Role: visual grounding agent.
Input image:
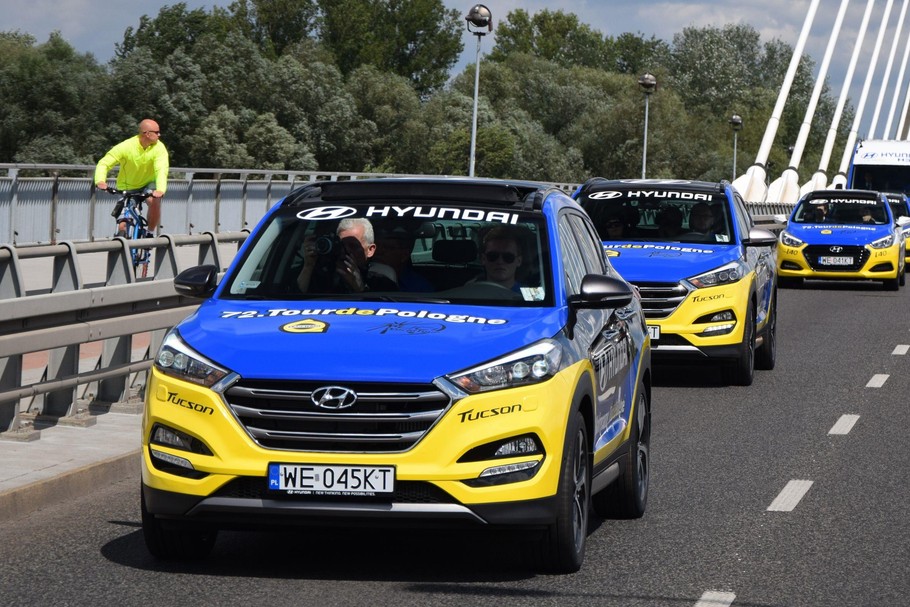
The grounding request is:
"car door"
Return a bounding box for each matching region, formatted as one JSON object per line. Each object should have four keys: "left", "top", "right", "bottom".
{"left": 559, "top": 210, "right": 636, "bottom": 456}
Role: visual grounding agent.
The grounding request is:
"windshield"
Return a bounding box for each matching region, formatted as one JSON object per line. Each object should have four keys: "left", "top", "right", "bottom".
{"left": 793, "top": 196, "right": 889, "bottom": 225}
{"left": 580, "top": 190, "right": 734, "bottom": 244}
{"left": 221, "top": 202, "right": 553, "bottom": 306}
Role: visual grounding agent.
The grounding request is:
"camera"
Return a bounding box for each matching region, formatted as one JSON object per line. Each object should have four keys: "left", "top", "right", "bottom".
{"left": 314, "top": 233, "right": 342, "bottom": 257}
{"left": 313, "top": 233, "right": 345, "bottom": 274}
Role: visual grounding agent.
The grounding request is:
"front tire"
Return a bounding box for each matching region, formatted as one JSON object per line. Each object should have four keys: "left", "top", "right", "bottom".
{"left": 725, "top": 303, "right": 755, "bottom": 386}
{"left": 535, "top": 410, "right": 590, "bottom": 574}
{"left": 755, "top": 292, "right": 777, "bottom": 370}
{"left": 593, "top": 385, "right": 650, "bottom": 519}
{"left": 141, "top": 489, "right": 217, "bottom": 560}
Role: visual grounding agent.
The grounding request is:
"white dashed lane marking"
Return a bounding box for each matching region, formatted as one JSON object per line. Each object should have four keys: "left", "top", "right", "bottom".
{"left": 767, "top": 480, "right": 813, "bottom": 512}
{"left": 694, "top": 591, "right": 736, "bottom": 607}
{"left": 828, "top": 414, "right": 860, "bottom": 435}
{"left": 866, "top": 374, "right": 889, "bottom": 388}
{"left": 892, "top": 345, "right": 909, "bottom": 355}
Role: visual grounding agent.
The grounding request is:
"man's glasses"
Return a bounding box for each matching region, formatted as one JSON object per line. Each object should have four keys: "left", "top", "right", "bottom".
{"left": 605, "top": 220, "right": 623, "bottom": 227}
{"left": 143, "top": 130, "right": 161, "bottom": 135}
{"left": 484, "top": 251, "right": 517, "bottom": 263}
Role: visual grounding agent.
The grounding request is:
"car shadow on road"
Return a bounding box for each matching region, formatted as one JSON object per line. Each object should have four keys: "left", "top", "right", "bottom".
{"left": 781, "top": 279, "right": 895, "bottom": 293}
{"left": 651, "top": 362, "right": 732, "bottom": 388}
{"left": 102, "top": 524, "right": 540, "bottom": 582}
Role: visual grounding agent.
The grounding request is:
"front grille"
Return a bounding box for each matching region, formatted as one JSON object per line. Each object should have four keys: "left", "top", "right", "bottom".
{"left": 212, "top": 476, "right": 459, "bottom": 504}
{"left": 632, "top": 281, "right": 690, "bottom": 319}
{"left": 223, "top": 380, "right": 451, "bottom": 453}
{"left": 803, "top": 245, "right": 869, "bottom": 271}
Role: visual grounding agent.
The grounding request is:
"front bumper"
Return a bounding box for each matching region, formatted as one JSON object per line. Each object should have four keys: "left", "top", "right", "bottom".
{"left": 642, "top": 277, "right": 753, "bottom": 360}
{"left": 141, "top": 363, "right": 592, "bottom": 527}
{"left": 777, "top": 242, "right": 902, "bottom": 280}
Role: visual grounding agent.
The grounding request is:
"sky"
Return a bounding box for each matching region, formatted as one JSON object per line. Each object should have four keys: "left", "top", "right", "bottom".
{"left": 6, "top": 0, "right": 910, "bottom": 152}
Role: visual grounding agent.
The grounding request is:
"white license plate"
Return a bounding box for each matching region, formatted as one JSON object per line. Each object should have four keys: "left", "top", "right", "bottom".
{"left": 268, "top": 464, "right": 395, "bottom": 496}
{"left": 819, "top": 256, "right": 853, "bottom": 265}
{"left": 647, "top": 325, "right": 660, "bottom": 340}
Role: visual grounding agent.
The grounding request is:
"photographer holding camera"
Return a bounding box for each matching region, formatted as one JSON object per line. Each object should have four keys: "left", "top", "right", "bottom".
{"left": 296, "top": 217, "right": 398, "bottom": 294}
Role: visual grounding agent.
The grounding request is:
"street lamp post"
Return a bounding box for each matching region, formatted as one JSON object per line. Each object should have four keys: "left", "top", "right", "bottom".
{"left": 638, "top": 73, "right": 657, "bottom": 179}
{"left": 466, "top": 4, "right": 492, "bottom": 178}
{"left": 729, "top": 114, "right": 743, "bottom": 181}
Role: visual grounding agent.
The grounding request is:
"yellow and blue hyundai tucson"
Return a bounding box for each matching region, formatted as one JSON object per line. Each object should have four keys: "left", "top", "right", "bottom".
{"left": 574, "top": 178, "right": 778, "bottom": 386}
{"left": 141, "top": 178, "right": 651, "bottom": 573}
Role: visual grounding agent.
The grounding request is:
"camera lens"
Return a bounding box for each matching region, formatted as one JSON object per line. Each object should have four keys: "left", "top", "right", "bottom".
{"left": 314, "top": 234, "right": 336, "bottom": 256}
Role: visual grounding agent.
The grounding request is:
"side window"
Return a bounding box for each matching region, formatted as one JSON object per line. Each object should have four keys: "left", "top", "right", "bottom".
{"left": 558, "top": 215, "right": 585, "bottom": 295}
{"left": 568, "top": 213, "right": 607, "bottom": 275}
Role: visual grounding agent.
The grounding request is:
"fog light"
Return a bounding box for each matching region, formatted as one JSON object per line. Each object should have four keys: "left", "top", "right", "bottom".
{"left": 494, "top": 436, "right": 539, "bottom": 457}
{"left": 709, "top": 310, "right": 734, "bottom": 322}
{"left": 150, "top": 448, "right": 195, "bottom": 470}
{"left": 150, "top": 423, "right": 213, "bottom": 455}
{"left": 479, "top": 460, "right": 539, "bottom": 478}
{"left": 700, "top": 323, "right": 735, "bottom": 336}
{"left": 462, "top": 459, "right": 541, "bottom": 486}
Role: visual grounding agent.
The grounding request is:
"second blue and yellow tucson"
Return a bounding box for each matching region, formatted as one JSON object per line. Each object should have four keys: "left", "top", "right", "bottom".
{"left": 140, "top": 178, "right": 652, "bottom": 574}
{"left": 574, "top": 178, "right": 778, "bottom": 386}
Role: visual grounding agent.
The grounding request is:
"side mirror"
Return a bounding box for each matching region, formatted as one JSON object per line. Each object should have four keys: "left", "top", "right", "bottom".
{"left": 569, "top": 274, "right": 634, "bottom": 309}
{"left": 896, "top": 216, "right": 910, "bottom": 227}
{"left": 744, "top": 227, "right": 779, "bottom": 247}
{"left": 773, "top": 214, "right": 788, "bottom": 224}
{"left": 174, "top": 264, "right": 219, "bottom": 299}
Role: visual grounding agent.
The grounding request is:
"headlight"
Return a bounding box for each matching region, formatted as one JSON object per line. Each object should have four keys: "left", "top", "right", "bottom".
{"left": 447, "top": 339, "right": 563, "bottom": 393}
{"left": 779, "top": 231, "right": 804, "bottom": 247}
{"left": 155, "top": 330, "right": 230, "bottom": 387}
{"left": 686, "top": 259, "right": 748, "bottom": 289}
{"left": 870, "top": 233, "right": 895, "bottom": 249}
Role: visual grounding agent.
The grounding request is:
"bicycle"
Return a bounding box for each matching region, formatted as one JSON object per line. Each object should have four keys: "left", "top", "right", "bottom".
{"left": 104, "top": 186, "right": 153, "bottom": 278}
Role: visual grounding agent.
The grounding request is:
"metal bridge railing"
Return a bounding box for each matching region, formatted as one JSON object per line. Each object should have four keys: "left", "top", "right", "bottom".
{"left": 1, "top": 163, "right": 784, "bottom": 246}
{"left": 0, "top": 231, "right": 248, "bottom": 441}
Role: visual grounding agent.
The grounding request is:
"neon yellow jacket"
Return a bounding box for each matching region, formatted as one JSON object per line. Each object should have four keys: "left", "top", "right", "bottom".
{"left": 94, "top": 136, "right": 169, "bottom": 193}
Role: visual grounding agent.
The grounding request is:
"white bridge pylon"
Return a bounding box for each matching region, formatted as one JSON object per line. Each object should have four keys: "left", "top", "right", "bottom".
{"left": 732, "top": 0, "right": 820, "bottom": 204}
{"left": 735, "top": 0, "right": 910, "bottom": 203}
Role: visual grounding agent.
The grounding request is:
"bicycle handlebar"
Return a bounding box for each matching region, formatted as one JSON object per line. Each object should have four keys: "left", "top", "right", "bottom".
{"left": 103, "top": 186, "right": 154, "bottom": 197}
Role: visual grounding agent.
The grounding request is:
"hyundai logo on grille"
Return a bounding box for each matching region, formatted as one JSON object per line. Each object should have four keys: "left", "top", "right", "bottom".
{"left": 311, "top": 386, "right": 358, "bottom": 409}
{"left": 829, "top": 246, "right": 844, "bottom": 253}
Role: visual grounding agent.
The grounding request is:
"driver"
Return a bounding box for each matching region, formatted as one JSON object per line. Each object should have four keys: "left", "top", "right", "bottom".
{"left": 471, "top": 226, "right": 524, "bottom": 293}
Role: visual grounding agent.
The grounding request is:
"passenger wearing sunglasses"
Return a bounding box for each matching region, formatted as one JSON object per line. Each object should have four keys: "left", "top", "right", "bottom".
{"left": 472, "top": 226, "right": 525, "bottom": 293}
{"left": 95, "top": 118, "right": 169, "bottom": 233}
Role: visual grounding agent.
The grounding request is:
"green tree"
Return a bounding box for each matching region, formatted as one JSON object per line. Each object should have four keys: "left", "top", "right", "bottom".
{"left": 226, "top": 0, "right": 318, "bottom": 57}
{"left": 344, "top": 65, "right": 422, "bottom": 172}
{"left": 116, "top": 3, "right": 219, "bottom": 62}
{"left": 244, "top": 112, "right": 316, "bottom": 170}
{"left": 606, "top": 32, "right": 670, "bottom": 75}
{"left": 490, "top": 9, "right": 609, "bottom": 69}
{"left": 0, "top": 32, "right": 106, "bottom": 163}
{"left": 318, "top": 0, "right": 463, "bottom": 94}
{"left": 185, "top": 105, "right": 255, "bottom": 168}
{"left": 668, "top": 24, "right": 763, "bottom": 114}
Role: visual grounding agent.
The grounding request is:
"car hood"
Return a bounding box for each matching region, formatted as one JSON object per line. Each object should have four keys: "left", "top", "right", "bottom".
{"left": 785, "top": 222, "right": 894, "bottom": 245}
{"left": 602, "top": 241, "right": 743, "bottom": 283}
{"left": 175, "top": 299, "right": 567, "bottom": 383}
